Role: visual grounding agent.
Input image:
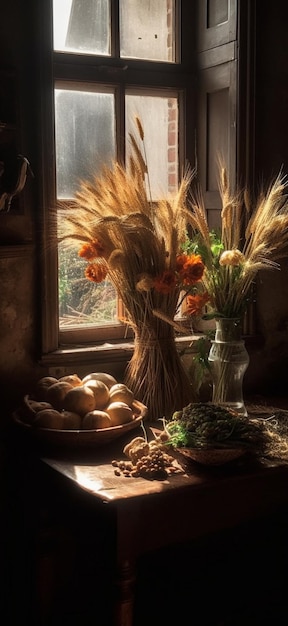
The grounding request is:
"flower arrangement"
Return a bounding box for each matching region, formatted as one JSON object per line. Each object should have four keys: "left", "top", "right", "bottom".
{"left": 58, "top": 114, "right": 288, "bottom": 419}
{"left": 58, "top": 118, "right": 204, "bottom": 420}
{"left": 181, "top": 167, "right": 288, "bottom": 415}
{"left": 182, "top": 166, "right": 288, "bottom": 323}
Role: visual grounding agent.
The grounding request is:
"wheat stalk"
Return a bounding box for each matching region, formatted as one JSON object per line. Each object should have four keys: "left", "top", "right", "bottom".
{"left": 185, "top": 167, "right": 288, "bottom": 319}
{"left": 58, "top": 118, "right": 197, "bottom": 418}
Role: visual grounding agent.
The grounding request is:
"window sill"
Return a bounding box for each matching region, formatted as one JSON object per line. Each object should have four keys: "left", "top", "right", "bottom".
{"left": 39, "top": 334, "right": 204, "bottom": 369}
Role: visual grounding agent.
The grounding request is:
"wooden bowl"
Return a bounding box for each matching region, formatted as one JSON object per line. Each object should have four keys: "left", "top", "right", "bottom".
{"left": 12, "top": 398, "right": 148, "bottom": 449}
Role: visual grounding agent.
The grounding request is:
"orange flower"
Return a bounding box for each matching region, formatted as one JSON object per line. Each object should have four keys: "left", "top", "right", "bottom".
{"left": 153, "top": 270, "right": 177, "bottom": 294}
{"left": 176, "top": 254, "right": 189, "bottom": 272}
{"left": 178, "top": 254, "right": 205, "bottom": 285}
{"left": 186, "top": 292, "right": 210, "bottom": 316}
{"left": 79, "top": 239, "right": 104, "bottom": 260}
{"left": 84, "top": 263, "right": 107, "bottom": 283}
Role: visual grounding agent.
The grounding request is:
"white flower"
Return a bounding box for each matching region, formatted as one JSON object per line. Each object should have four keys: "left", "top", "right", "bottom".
{"left": 219, "top": 249, "right": 245, "bottom": 266}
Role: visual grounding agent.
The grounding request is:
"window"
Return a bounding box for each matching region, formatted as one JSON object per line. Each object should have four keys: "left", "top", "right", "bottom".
{"left": 39, "top": 0, "right": 239, "bottom": 359}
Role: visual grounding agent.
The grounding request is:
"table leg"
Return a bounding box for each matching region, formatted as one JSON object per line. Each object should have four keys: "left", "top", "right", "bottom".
{"left": 114, "top": 559, "right": 136, "bottom": 626}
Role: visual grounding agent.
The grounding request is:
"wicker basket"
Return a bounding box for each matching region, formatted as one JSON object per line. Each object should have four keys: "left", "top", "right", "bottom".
{"left": 176, "top": 446, "right": 245, "bottom": 466}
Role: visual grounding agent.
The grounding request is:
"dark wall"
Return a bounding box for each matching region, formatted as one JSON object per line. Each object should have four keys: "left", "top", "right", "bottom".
{"left": 0, "top": 1, "right": 43, "bottom": 417}
{"left": 254, "top": 0, "right": 288, "bottom": 178}
{"left": 249, "top": 0, "right": 288, "bottom": 395}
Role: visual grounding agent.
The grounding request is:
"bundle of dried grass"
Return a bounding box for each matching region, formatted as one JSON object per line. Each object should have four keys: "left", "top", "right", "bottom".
{"left": 58, "top": 118, "right": 204, "bottom": 420}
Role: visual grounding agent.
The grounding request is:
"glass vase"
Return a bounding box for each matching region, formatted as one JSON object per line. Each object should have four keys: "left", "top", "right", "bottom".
{"left": 208, "top": 318, "right": 249, "bottom": 417}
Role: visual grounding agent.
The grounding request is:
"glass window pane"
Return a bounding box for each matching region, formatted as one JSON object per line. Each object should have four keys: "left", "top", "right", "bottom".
{"left": 55, "top": 86, "right": 117, "bottom": 328}
{"left": 120, "top": 0, "right": 176, "bottom": 62}
{"left": 54, "top": 87, "right": 116, "bottom": 198}
{"left": 126, "top": 93, "right": 179, "bottom": 199}
{"left": 53, "top": 0, "right": 110, "bottom": 55}
{"left": 59, "top": 243, "right": 117, "bottom": 327}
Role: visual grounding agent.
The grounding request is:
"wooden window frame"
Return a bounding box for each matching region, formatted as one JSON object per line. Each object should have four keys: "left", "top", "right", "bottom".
{"left": 37, "top": 0, "right": 255, "bottom": 368}
{"left": 37, "top": 0, "right": 197, "bottom": 367}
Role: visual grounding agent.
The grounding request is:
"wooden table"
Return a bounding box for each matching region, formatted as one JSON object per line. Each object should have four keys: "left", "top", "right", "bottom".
{"left": 38, "top": 433, "right": 288, "bottom": 626}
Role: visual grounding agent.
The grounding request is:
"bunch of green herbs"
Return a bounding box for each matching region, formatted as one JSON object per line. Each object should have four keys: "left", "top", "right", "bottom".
{"left": 165, "top": 403, "right": 267, "bottom": 451}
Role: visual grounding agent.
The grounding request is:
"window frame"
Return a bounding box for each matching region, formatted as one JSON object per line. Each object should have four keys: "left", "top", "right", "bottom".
{"left": 38, "top": 0, "right": 197, "bottom": 362}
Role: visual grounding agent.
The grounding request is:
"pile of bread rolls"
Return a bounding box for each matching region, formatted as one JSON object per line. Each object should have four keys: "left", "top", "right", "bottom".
{"left": 23, "top": 372, "right": 138, "bottom": 430}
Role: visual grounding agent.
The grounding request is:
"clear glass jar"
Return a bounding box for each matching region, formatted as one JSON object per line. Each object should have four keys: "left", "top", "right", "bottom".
{"left": 208, "top": 318, "right": 249, "bottom": 417}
